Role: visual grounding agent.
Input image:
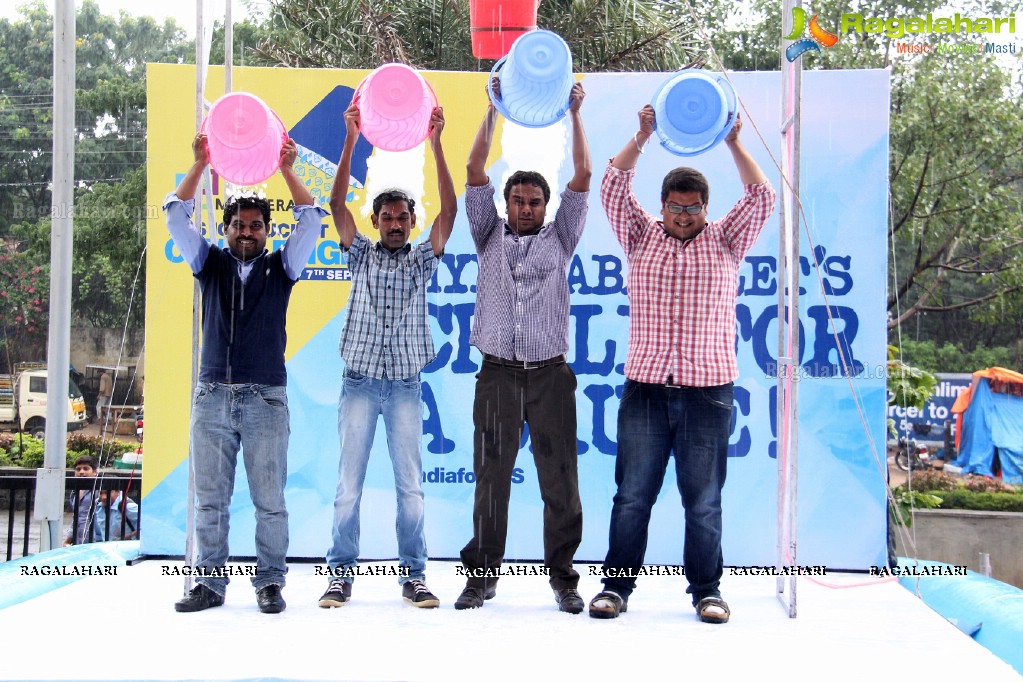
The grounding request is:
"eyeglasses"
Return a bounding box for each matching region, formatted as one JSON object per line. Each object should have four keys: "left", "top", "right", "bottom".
{"left": 665, "top": 203, "right": 704, "bottom": 215}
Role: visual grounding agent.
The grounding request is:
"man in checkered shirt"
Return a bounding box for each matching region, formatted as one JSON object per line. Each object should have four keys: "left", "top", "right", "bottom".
{"left": 319, "top": 100, "right": 456, "bottom": 610}
{"left": 588, "top": 106, "right": 776, "bottom": 624}
{"left": 454, "top": 79, "right": 591, "bottom": 614}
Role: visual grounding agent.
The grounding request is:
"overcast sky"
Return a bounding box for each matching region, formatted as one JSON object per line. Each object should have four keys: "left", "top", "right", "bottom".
{"left": 1, "top": 0, "right": 268, "bottom": 37}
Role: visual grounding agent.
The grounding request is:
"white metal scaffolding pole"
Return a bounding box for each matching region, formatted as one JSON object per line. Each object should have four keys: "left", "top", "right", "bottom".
{"left": 184, "top": 0, "right": 209, "bottom": 593}
{"left": 776, "top": 0, "right": 803, "bottom": 617}
{"left": 183, "top": 0, "right": 223, "bottom": 595}
{"left": 35, "top": 0, "right": 75, "bottom": 552}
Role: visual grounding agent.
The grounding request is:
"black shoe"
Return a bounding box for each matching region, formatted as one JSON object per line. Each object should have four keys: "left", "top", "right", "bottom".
{"left": 554, "top": 587, "right": 584, "bottom": 614}
{"left": 588, "top": 591, "right": 627, "bottom": 619}
{"left": 454, "top": 584, "right": 496, "bottom": 610}
{"left": 402, "top": 579, "right": 440, "bottom": 608}
{"left": 256, "top": 584, "right": 286, "bottom": 614}
{"left": 174, "top": 584, "right": 224, "bottom": 613}
{"left": 318, "top": 578, "right": 352, "bottom": 608}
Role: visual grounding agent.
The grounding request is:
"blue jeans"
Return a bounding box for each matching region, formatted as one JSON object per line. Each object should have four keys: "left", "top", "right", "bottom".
{"left": 326, "top": 369, "right": 427, "bottom": 584}
{"left": 190, "top": 382, "right": 290, "bottom": 596}
{"left": 601, "top": 380, "right": 733, "bottom": 605}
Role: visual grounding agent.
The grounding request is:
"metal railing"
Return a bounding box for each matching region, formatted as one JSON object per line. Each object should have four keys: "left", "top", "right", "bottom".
{"left": 2, "top": 471, "right": 142, "bottom": 562}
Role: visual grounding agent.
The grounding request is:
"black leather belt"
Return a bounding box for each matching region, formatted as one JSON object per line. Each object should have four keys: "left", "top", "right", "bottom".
{"left": 483, "top": 353, "right": 566, "bottom": 370}
{"left": 665, "top": 374, "right": 684, "bottom": 389}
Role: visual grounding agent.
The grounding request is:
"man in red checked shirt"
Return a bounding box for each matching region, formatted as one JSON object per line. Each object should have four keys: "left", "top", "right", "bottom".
{"left": 588, "top": 106, "right": 776, "bottom": 624}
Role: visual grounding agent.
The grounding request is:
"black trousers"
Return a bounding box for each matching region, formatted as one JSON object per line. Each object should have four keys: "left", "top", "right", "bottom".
{"left": 459, "top": 359, "right": 583, "bottom": 590}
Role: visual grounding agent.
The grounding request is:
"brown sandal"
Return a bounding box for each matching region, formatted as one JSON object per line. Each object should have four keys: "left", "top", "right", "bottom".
{"left": 588, "top": 591, "right": 627, "bottom": 619}
{"left": 696, "top": 596, "right": 730, "bottom": 624}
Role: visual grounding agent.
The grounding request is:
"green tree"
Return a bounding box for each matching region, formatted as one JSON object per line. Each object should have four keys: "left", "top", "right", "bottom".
{"left": 210, "top": 16, "right": 274, "bottom": 67}
{"left": 71, "top": 166, "right": 148, "bottom": 328}
{"left": 0, "top": 248, "right": 49, "bottom": 370}
{"left": 696, "top": 0, "right": 1023, "bottom": 360}
{"left": 0, "top": 0, "right": 191, "bottom": 230}
{"left": 3, "top": 164, "right": 147, "bottom": 351}
{"left": 253, "top": 0, "right": 702, "bottom": 71}
{"left": 0, "top": 2, "right": 192, "bottom": 368}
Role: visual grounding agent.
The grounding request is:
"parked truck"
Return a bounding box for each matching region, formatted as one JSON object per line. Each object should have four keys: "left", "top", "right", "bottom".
{"left": 0, "top": 363, "right": 87, "bottom": 438}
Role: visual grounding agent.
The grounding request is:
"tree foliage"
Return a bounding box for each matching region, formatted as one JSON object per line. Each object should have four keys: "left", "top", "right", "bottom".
{"left": 70, "top": 166, "right": 148, "bottom": 328}
{"left": 896, "top": 338, "right": 1019, "bottom": 373}
{"left": 887, "top": 345, "right": 937, "bottom": 411}
{"left": 253, "top": 0, "right": 702, "bottom": 71}
{"left": 0, "top": 247, "right": 49, "bottom": 370}
{"left": 701, "top": 0, "right": 1023, "bottom": 364}
{"left": 0, "top": 2, "right": 191, "bottom": 369}
{"left": 0, "top": 0, "right": 191, "bottom": 229}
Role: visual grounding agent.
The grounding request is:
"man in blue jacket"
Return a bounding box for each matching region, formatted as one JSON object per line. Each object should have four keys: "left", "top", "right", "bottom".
{"left": 163, "top": 134, "right": 327, "bottom": 614}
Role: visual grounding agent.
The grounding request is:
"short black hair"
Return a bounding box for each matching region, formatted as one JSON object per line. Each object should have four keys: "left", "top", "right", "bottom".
{"left": 223, "top": 196, "right": 272, "bottom": 227}
{"left": 661, "top": 167, "right": 710, "bottom": 205}
{"left": 503, "top": 171, "right": 550, "bottom": 204}
{"left": 73, "top": 455, "right": 97, "bottom": 470}
{"left": 372, "top": 189, "right": 416, "bottom": 216}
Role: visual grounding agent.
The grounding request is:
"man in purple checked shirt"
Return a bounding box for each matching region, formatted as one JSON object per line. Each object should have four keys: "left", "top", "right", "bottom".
{"left": 455, "top": 79, "right": 592, "bottom": 614}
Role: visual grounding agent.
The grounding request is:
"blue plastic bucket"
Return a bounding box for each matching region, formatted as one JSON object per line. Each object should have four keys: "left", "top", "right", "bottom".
{"left": 652, "top": 70, "right": 737, "bottom": 157}
{"left": 488, "top": 29, "right": 573, "bottom": 128}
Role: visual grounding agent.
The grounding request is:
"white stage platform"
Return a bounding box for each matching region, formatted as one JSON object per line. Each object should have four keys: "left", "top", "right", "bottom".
{"left": 1, "top": 559, "right": 1020, "bottom": 681}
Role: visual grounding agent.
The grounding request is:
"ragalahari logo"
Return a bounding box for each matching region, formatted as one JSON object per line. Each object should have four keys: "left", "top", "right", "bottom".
{"left": 784, "top": 7, "right": 840, "bottom": 61}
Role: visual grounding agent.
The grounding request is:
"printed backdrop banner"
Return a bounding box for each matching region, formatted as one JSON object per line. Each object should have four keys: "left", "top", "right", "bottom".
{"left": 144, "top": 65, "right": 890, "bottom": 569}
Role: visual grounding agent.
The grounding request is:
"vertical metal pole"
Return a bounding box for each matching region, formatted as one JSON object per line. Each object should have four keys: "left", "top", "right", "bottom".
{"left": 184, "top": 0, "right": 207, "bottom": 593}
{"left": 34, "top": 0, "right": 75, "bottom": 552}
{"left": 777, "top": 0, "right": 802, "bottom": 618}
{"left": 225, "top": 0, "right": 233, "bottom": 92}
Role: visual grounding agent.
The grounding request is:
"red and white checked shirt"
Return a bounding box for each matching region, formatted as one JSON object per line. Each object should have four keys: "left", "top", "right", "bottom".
{"left": 601, "top": 162, "right": 776, "bottom": 386}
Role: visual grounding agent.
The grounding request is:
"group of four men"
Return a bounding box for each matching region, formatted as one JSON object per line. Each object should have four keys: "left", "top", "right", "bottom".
{"left": 164, "top": 80, "right": 775, "bottom": 622}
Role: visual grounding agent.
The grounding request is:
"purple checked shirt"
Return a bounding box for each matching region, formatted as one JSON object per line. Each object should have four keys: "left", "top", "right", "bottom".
{"left": 466, "top": 181, "right": 589, "bottom": 362}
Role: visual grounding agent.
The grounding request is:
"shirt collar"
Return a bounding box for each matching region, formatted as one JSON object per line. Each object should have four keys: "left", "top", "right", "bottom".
{"left": 374, "top": 241, "right": 413, "bottom": 256}
{"left": 504, "top": 222, "right": 545, "bottom": 238}
{"left": 226, "top": 248, "right": 268, "bottom": 266}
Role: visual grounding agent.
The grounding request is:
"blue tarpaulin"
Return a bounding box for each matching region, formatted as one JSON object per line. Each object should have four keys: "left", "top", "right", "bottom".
{"left": 954, "top": 378, "right": 1023, "bottom": 483}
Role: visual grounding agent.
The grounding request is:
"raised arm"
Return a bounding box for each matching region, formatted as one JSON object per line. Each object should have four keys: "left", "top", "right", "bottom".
{"left": 165, "top": 134, "right": 212, "bottom": 272}
{"left": 174, "top": 133, "right": 210, "bottom": 200}
{"left": 329, "top": 101, "right": 361, "bottom": 249}
{"left": 611, "top": 105, "right": 656, "bottom": 172}
{"left": 566, "top": 82, "right": 591, "bottom": 193}
{"left": 466, "top": 77, "right": 500, "bottom": 187}
{"left": 428, "top": 107, "right": 457, "bottom": 256}
{"left": 279, "top": 138, "right": 315, "bottom": 206}
{"left": 723, "top": 114, "right": 768, "bottom": 185}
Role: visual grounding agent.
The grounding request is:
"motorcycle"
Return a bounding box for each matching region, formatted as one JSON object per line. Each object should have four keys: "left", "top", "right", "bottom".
{"left": 895, "top": 436, "right": 930, "bottom": 471}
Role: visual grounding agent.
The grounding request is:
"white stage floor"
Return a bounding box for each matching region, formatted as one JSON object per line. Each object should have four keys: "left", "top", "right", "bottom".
{"left": 1, "top": 559, "right": 1020, "bottom": 681}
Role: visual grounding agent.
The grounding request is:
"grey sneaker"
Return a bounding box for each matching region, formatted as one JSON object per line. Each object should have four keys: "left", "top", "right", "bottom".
{"left": 318, "top": 578, "right": 352, "bottom": 608}
{"left": 402, "top": 579, "right": 440, "bottom": 608}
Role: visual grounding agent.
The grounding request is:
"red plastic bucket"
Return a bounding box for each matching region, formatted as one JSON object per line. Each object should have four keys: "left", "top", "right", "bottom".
{"left": 470, "top": 0, "right": 539, "bottom": 60}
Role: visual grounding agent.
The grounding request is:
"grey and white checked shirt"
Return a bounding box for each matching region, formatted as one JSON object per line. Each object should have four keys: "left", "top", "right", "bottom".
{"left": 466, "top": 182, "right": 589, "bottom": 362}
{"left": 337, "top": 232, "right": 441, "bottom": 379}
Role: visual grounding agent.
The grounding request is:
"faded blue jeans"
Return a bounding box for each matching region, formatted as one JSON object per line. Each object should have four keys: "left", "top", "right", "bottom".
{"left": 190, "top": 382, "right": 291, "bottom": 596}
{"left": 601, "top": 380, "right": 733, "bottom": 605}
{"left": 326, "top": 369, "right": 427, "bottom": 584}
